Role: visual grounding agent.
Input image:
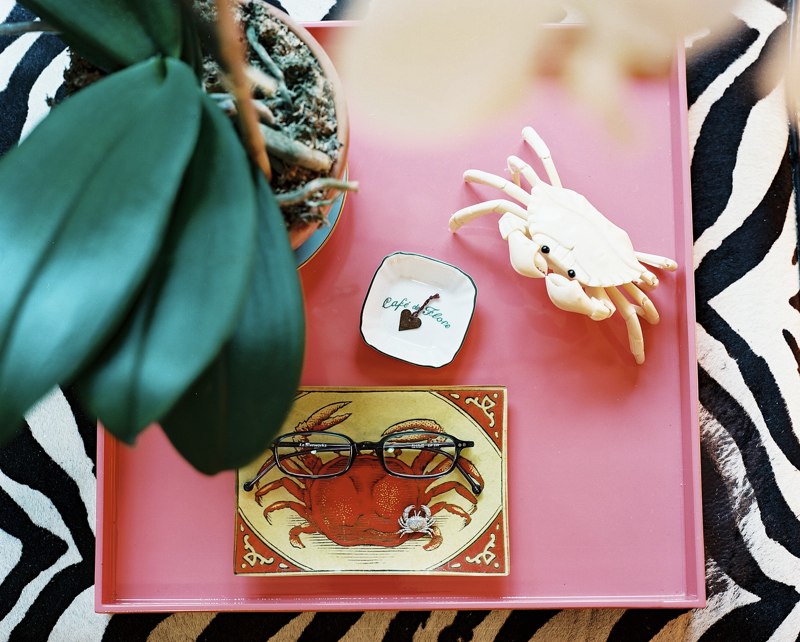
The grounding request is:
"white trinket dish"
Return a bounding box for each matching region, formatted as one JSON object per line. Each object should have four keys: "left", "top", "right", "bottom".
{"left": 360, "top": 252, "right": 477, "bottom": 367}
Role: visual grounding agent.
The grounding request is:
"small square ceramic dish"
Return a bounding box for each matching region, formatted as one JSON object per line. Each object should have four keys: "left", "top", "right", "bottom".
{"left": 360, "top": 252, "right": 477, "bottom": 367}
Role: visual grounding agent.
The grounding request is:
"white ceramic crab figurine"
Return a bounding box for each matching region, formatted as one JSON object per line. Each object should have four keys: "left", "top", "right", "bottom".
{"left": 448, "top": 127, "right": 677, "bottom": 364}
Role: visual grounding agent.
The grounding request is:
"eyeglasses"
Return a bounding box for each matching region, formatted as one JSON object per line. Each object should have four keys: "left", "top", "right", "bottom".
{"left": 243, "top": 429, "right": 482, "bottom": 495}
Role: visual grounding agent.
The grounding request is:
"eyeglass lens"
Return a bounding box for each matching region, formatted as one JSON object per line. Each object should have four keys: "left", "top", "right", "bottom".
{"left": 274, "top": 432, "right": 352, "bottom": 477}
{"left": 382, "top": 432, "right": 457, "bottom": 476}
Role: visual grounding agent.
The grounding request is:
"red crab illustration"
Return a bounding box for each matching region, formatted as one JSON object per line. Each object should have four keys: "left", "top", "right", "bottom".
{"left": 248, "top": 402, "right": 484, "bottom": 550}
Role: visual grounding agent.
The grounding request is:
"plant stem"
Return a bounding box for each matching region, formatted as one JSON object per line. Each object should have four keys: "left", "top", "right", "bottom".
{"left": 275, "top": 178, "right": 359, "bottom": 207}
{"left": 214, "top": 0, "right": 272, "bottom": 180}
{"left": 0, "top": 20, "right": 56, "bottom": 37}
{"left": 259, "top": 124, "right": 333, "bottom": 172}
{"left": 211, "top": 93, "right": 276, "bottom": 124}
{"left": 244, "top": 65, "right": 278, "bottom": 96}
{"left": 245, "top": 24, "right": 290, "bottom": 100}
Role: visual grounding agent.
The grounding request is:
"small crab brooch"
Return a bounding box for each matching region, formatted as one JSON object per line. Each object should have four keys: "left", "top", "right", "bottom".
{"left": 448, "top": 126, "right": 678, "bottom": 364}
{"left": 397, "top": 504, "right": 436, "bottom": 538}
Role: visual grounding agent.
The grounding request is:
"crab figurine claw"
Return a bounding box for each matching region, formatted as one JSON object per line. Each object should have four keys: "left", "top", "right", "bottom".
{"left": 449, "top": 126, "right": 677, "bottom": 364}
{"left": 499, "top": 213, "right": 548, "bottom": 278}
{"left": 544, "top": 273, "right": 615, "bottom": 321}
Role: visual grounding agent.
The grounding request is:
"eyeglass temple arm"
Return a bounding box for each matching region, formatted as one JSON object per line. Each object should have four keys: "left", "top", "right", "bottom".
{"left": 433, "top": 440, "right": 482, "bottom": 496}
{"left": 455, "top": 459, "right": 483, "bottom": 495}
{"left": 243, "top": 457, "right": 277, "bottom": 491}
{"left": 422, "top": 442, "right": 482, "bottom": 496}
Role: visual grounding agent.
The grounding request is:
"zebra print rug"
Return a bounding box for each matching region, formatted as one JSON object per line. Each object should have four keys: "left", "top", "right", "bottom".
{"left": 1, "top": 0, "right": 798, "bottom": 639}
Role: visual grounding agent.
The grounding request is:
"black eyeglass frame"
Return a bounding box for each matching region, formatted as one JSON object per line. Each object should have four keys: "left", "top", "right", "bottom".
{"left": 243, "top": 429, "right": 482, "bottom": 495}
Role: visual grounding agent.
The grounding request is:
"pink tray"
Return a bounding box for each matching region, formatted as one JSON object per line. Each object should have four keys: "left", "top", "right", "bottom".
{"left": 96, "top": 24, "right": 702, "bottom": 612}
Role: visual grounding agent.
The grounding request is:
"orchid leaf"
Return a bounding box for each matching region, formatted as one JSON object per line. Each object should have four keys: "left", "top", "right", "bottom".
{"left": 122, "top": 0, "right": 182, "bottom": 60}
{"left": 19, "top": 0, "right": 181, "bottom": 70}
{"left": 179, "top": 2, "right": 205, "bottom": 77}
{"left": 0, "top": 57, "right": 201, "bottom": 444}
{"left": 77, "top": 94, "right": 257, "bottom": 443}
{"left": 161, "top": 173, "right": 305, "bottom": 474}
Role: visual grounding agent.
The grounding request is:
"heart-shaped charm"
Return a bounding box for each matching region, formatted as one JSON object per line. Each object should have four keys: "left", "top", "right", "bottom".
{"left": 398, "top": 308, "right": 422, "bottom": 331}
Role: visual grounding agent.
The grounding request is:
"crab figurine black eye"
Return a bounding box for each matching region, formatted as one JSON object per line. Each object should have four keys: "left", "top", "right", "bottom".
{"left": 541, "top": 245, "right": 550, "bottom": 254}
{"left": 567, "top": 269, "right": 576, "bottom": 278}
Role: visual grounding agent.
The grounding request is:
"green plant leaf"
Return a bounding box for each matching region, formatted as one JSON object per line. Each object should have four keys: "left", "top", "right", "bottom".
{"left": 122, "top": 0, "right": 182, "bottom": 59}
{"left": 19, "top": 0, "right": 181, "bottom": 70}
{"left": 161, "top": 173, "right": 305, "bottom": 474}
{"left": 76, "top": 94, "right": 258, "bottom": 443}
{"left": 0, "top": 57, "right": 202, "bottom": 444}
{"left": 179, "top": 2, "right": 205, "bottom": 78}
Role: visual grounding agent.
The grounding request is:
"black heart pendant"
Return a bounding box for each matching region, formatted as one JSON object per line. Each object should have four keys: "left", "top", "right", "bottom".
{"left": 398, "top": 308, "right": 422, "bottom": 331}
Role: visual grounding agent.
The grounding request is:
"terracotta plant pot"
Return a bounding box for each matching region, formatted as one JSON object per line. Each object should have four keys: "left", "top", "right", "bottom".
{"left": 255, "top": 3, "right": 350, "bottom": 251}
